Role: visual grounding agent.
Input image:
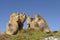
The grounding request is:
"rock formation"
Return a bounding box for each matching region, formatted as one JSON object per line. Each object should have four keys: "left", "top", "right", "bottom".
{"left": 26, "top": 16, "right": 33, "bottom": 29}
{"left": 6, "top": 13, "right": 18, "bottom": 35}
{"left": 6, "top": 12, "right": 50, "bottom": 35}
{"left": 26, "top": 14, "right": 50, "bottom": 33}
{"left": 26, "top": 16, "right": 39, "bottom": 30}
{"left": 6, "top": 13, "right": 26, "bottom": 35}
{"left": 18, "top": 13, "right": 26, "bottom": 30}
{"left": 34, "top": 14, "right": 50, "bottom": 33}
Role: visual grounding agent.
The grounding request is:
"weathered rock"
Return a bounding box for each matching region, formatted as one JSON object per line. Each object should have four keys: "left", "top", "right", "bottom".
{"left": 6, "top": 13, "right": 18, "bottom": 35}
{"left": 34, "top": 14, "right": 50, "bottom": 33}
{"left": 18, "top": 13, "right": 26, "bottom": 30}
{"left": 27, "top": 16, "right": 40, "bottom": 30}
{"left": 26, "top": 16, "right": 33, "bottom": 29}
{"left": 6, "top": 13, "right": 51, "bottom": 35}
{"left": 6, "top": 13, "right": 26, "bottom": 35}
{"left": 26, "top": 14, "right": 50, "bottom": 33}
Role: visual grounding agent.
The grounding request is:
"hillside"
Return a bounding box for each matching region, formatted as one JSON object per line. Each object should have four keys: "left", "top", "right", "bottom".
{"left": 0, "top": 13, "right": 60, "bottom": 40}
{"left": 0, "top": 29, "right": 60, "bottom": 40}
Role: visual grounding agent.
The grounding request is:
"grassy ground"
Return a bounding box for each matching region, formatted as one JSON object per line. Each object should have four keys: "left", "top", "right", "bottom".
{"left": 0, "top": 29, "right": 60, "bottom": 40}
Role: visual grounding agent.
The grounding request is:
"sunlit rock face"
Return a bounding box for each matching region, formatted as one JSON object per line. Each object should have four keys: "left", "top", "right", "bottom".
{"left": 6, "top": 13, "right": 51, "bottom": 35}
{"left": 34, "top": 14, "right": 50, "bottom": 33}
{"left": 26, "top": 16, "right": 34, "bottom": 29}
{"left": 43, "top": 36, "right": 60, "bottom": 40}
{"left": 26, "top": 14, "right": 50, "bottom": 33}
{"left": 6, "top": 13, "right": 18, "bottom": 35}
{"left": 26, "top": 16, "right": 40, "bottom": 30}
{"left": 6, "top": 13, "right": 26, "bottom": 35}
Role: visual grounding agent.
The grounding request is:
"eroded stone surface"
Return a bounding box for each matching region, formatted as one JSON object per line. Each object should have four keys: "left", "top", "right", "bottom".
{"left": 6, "top": 13, "right": 26, "bottom": 35}
{"left": 26, "top": 14, "right": 50, "bottom": 33}
{"left": 6, "top": 13, "right": 50, "bottom": 35}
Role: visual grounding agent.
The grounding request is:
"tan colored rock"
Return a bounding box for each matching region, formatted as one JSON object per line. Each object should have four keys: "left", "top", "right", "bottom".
{"left": 34, "top": 14, "right": 50, "bottom": 33}
{"left": 26, "top": 16, "right": 40, "bottom": 30}
{"left": 26, "top": 16, "right": 33, "bottom": 29}
{"left": 6, "top": 13, "right": 18, "bottom": 35}
{"left": 6, "top": 13, "right": 26, "bottom": 35}
{"left": 18, "top": 13, "right": 26, "bottom": 23}
{"left": 27, "top": 14, "right": 50, "bottom": 33}
{"left": 6, "top": 12, "right": 51, "bottom": 35}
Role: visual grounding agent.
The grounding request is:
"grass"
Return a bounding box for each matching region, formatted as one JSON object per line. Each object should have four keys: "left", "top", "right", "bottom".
{"left": 0, "top": 29, "right": 60, "bottom": 40}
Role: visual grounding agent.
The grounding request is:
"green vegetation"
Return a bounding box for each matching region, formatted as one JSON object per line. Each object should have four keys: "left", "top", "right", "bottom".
{"left": 0, "top": 29, "right": 60, "bottom": 40}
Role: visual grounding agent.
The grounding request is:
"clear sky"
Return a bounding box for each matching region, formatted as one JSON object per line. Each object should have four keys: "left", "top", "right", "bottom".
{"left": 0, "top": 0, "right": 60, "bottom": 32}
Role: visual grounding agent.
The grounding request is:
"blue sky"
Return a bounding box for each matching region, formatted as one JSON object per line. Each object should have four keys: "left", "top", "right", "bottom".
{"left": 0, "top": 0, "right": 60, "bottom": 32}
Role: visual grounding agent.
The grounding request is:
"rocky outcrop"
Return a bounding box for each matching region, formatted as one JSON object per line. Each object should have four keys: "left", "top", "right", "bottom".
{"left": 6, "top": 13, "right": 18, "bottom": 35}
{"left": 6, "top": 13, "right": 26, "bottom": 35}
{"left": 6, "top": 13, "right": 50, "bottom": 35}
{"left": 34, "top": 14, "right": 50, "bottom": 33}
{"left": 26, "top": 14, "right": 50, "bottom": 33}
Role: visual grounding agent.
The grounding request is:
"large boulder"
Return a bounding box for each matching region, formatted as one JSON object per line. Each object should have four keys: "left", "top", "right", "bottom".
{"left": 26, "top": 16, "right": 34, "bottom": 29}
{"left": 26, "top": 16, "right": 40, "bottom": 30}
{"left": 26, "top": 14, "right": 50, "bottom": 33}
{"left": 34, "top": 14, "right": 50, "bottom": 33}
{"left": 6, "top": 13, "right": 18, "bottom": 35}
{"left": 6, "top": 13, "right": 26, "bottom": 35}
